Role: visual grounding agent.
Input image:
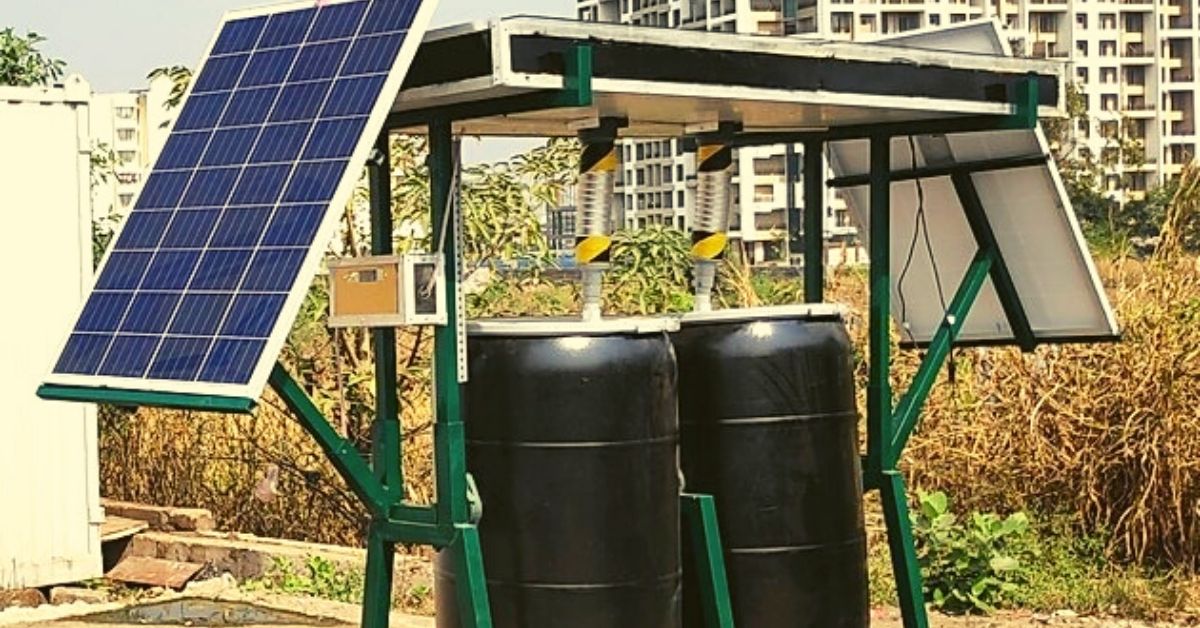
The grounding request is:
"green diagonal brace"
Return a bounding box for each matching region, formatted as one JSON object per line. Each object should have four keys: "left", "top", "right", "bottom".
{"left": 889, "top": 248, "right": 995, "bottom": 462}
{"left": 952, "top": 173, "right": 1037, "bottom": 352}
{"left": 682, "top": 494, "right": 736, "bottom": 628}
{"left": 268, "top": 363, "right": 391, "bottom": 519}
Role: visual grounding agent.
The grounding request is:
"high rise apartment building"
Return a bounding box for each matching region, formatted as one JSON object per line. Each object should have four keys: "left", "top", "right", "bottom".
{"left": 579, "top": 0, "right": 1200, "bottom": 259}
{"left": 90, "top": 75, "right": 174, "bottom": 218}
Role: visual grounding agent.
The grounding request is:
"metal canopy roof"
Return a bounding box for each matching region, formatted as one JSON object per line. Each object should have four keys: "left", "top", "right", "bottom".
{"left": 388, "top": 17, "right": 1067, "bottom": 137}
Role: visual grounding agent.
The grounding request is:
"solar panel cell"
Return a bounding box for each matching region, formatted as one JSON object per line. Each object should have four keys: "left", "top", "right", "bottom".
{"left": 163, "top": 210, "right": 221, "bottom": 248}
{"left": 55, "top": 334, "right": 112, "bottom": 375}
{"left": 262, "top": 204, "right": 325, "bottom": 246}
{"left": 212, "top": 16, "right": 267, "bottom": 55}
{"left": 230, "top": 165, "right": 291, "bottom": 204}
{"left": 171, "top": 293, "right": 234, "bottom": 336}
{"left": 96, "top": 253, "right": 152, "bottom": 290}
{"left": 122, "top": 293, "right": 183, "bottom": 334}
{"left": 159, "top": 132, "right": 212, "bottom": 169}
{"left": 222, "top": 294, "right": 287, "bottom": 337}
{"left": 291, "top": 41, "right": 352, "bottom": 81}
{"left": 141, "top": 251, "right": 202, "bottom": 290}
{"left": 260, "top": 8, "right": 317, "bottom": 48}
{"left": 191, "top": 250, "right": 254, "bottom": 291}
{"left": 116, "top": 212, "right": 172, "bottom": 249}
{"left": 242, "top": 249, "right": 307, "bottom": 291}
{"left": 309, "top": 2, "right": 368, "bottom": 42}
{"left": 271, "top": 82, "right": 331, "bottom": 122}
{"left": 176, "top": 93, "right": 232, "bottom": 131}
{"left": 211, "top": 207, "right": 273, "bottom": 247}
{"left": 284, "top": 162, "right": 345, "bottom": 202}
{"left": 221, "top": 87, "right": 279, "bottom": 127}
{"left": 304, "top": 117, "right": 367, "bottom": 159}
{"left": 323, "top": 76, "right": 386, "bottom": 116}
{"left": 199, "top": 339, "right": 266, "bottom": 384}
{"left": 77, "top": 293, "right": 134, "bottom": 333}
{"left": 251, "top": 122, "right": 309, "bottom": 163}
{"left": 362, "top": 0, "right": 417, "bottom": 34}
{"left": 99, "top": 335, "right": 160, "bottom": 378}
{"left": 242, "top": 47, "right": 300, "bottom": 87}
{"left": 343, "top": 34, "right": 404, "bottom": 75}
{"left": 202, "top": 127, "right": 260, "bottom": 166}
{"left": 50, "top": 0, "right": 433, "bottom": 395}
{"left": 147, "top": 337, "right": 212, "bottom": 381}
{"left": 193, "top": 54, "right": 250, "bottom": 93}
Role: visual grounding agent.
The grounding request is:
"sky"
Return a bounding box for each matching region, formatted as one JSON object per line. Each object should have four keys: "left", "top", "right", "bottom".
{"left": 3, "top": 0, "right": 573, "bottom": 161}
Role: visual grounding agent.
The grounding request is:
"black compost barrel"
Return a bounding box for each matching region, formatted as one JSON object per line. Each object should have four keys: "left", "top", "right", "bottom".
{"left": 436, "top": 318, "right": 682, "bottom": 628}
{"left": 674, "top": 306, "right": 868, "bottom": 628}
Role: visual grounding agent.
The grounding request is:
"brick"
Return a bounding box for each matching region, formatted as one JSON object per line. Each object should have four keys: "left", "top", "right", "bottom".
{"left": 168, "top": 508, "right": 215, "bottom": 532}
{"left": 49, "top": 586, "right": 108, "bottom": 605}
{"left": 0, "top": 588, "right": 46, "bottom": 610}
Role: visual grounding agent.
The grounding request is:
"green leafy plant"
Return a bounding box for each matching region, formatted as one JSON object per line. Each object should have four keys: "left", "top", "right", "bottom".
{"left": 0, "top": 28, "right": 64, "bottom": 86}
{"left": 251, "top": 556, "right": 365, "bottom": 604}
{"left": 911, "top": 491, "right": 1034, "bottom": 614}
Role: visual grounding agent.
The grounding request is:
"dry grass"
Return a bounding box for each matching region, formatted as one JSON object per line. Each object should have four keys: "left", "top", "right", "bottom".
{"left": 101, "top": 255, "right": 1200, "bottom": 573}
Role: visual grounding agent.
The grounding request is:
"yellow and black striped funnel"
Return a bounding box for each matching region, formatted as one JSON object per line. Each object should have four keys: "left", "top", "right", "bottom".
{"left": 575, "top": 140, "right": 617, "bottom": 266}
{"left": 691, "top": 140, "right": 733, "bottom": 261}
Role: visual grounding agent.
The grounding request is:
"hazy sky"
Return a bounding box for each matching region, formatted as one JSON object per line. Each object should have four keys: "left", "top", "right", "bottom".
{"left": 3, "top": 0, "right": 573, "bottom": 161}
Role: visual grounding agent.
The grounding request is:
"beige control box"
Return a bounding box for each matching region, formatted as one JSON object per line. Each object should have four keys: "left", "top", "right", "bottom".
{"left": 327, "top": 255, "right": 447, "bottom": 328}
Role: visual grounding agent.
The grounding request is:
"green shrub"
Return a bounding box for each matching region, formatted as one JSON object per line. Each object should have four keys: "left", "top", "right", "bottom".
{"left": 911, "top": 491, "right": 1034, "bottom": 614}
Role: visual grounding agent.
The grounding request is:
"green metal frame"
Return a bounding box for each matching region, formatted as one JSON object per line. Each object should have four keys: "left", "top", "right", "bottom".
{"left": 790, "top": 76, "right": 1042, "bottom": 628}
{"left": 38, "top": 384, "right": 256, "bottom": 413}
{"left": 682, "top": 494, "right": 736, "bottom": 628}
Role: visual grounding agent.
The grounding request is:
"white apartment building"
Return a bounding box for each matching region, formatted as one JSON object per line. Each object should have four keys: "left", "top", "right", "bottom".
{"left": 90, "top": 75, "right": 174, "bottom": 218}
{"left": 578, "top": 0, "right": 862, "bottom": 265}
{"left": 579, "top": 0, "right": 1200, "bottom": 259}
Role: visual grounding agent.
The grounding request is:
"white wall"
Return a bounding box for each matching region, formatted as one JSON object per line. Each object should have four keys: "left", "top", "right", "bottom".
{"left": 0, "top": 76, "right": 103, "bottom": 589}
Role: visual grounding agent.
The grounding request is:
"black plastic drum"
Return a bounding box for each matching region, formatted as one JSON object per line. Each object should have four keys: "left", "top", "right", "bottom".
{"left": 436, "top": 318, "right": 682, "bottom": 628}
{"left": 674, "top": 306, "right": 868, "bottom": 628}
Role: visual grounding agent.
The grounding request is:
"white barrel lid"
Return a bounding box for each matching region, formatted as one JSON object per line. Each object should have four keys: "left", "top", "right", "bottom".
{"left": 468, "top": 316, "right": 681, "bottom": 337}
{"left": 679, "top": 303, "right": 847, "bottom": 326}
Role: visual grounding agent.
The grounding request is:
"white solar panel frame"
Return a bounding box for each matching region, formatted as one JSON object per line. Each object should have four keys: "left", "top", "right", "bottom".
{"left": 43, "top": 0, "right": 441, "bottom": 399}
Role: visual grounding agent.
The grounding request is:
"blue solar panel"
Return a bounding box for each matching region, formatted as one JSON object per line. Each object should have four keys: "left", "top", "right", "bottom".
{"left": 49, "top": 0, "right": 431, "bottom": 395}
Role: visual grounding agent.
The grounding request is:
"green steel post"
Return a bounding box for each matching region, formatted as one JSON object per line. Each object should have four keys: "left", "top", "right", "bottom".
{"left": 369, "top": 131, "right": 404, "bottom": 500}
{"left": 452, "top": 524, "right": 494, "bottom": 628}
{"left": 881, "top": 471, "right": 929, "bottom": 628}
{"left": 362, "top": 523, "right": 396, "bottom": 628}
{"left": 866, "top": 135, "right": 892, "bottom": 482}
{"left": 681, "top": 494, "right": 736, "bottom": 628}
{"left": 888, "top": 248, "right": 995, "bottom": 464}
{"left": 268, "top": 364, "right": 390, "bottom": 518}
{"left": 428, "top": 117, "right": 471, "bottom": 527}
{"left": 803, "top": 139, "right": 825, "bottom": 303}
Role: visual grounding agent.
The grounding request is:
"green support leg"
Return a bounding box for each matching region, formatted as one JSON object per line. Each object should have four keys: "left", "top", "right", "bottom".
{"left": 682, "top": 494, "right": 735, "bottom": 628}
{"left": 369, "top": 131, "right": 404, "bottom": 500}
{"left": 452, "top": 524, "right": 493, "bottom": 628}
{"left": 881, "top": 472, "right": 928, "bottom": 628}
{"left": 803, "top": 139, "right": 825, "bottom": 304}
{"left": 866, "top": 134, "right": 892, "bottom": 482}
{"left": 362, "top": 523, "right": 397, "bottom": 628}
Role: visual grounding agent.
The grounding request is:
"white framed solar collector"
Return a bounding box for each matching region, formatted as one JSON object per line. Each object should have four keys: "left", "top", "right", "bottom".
{"left": 42, "top": 0, "right": 439, "bottom": 404}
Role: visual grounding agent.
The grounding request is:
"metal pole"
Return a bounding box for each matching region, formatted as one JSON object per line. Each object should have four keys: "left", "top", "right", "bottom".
{"left": 785, "top": 144, "right": 801, "bottom": 260}
{"left": 866, "top": 135, "right": 891, "bottom": 480}
{"left": 368, "top": 132, "right": 403, "bottom": 500}
{"left": 803, "top": 139, "right": 825, "bottom": 303}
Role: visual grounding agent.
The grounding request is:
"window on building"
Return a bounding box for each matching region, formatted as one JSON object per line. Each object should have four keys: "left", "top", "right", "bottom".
{"left": 636, "top": 144, "right": 645, "bottom": 160}
{"left": 119, "top": 194, "right": 134, "bottom": 207}
{"left": 929, "top": 14, "right": 941, "bottom": 25}
{"left": 1101, "top": 94, "right": 1118, "bottom": 111}
{"left": 1100, "top": 40, "right": 1116, "bottom": 56}
{"left": 1076, "top": 41, "right": 1089, "bottom": 55}
{"left": 1100, "top": 13, "right": 1116, "bottom": 29}
{"left": 117, "top": 150, "right": 137, "bottom": 163}
{"left": 754, "top": 185, "right": 774, "bottom": 203}
{"left": 1077, "top": 67, "right": 1089, "bottom": 82}
{"left": 1076, "top": 13, "right": 1087, "bottom": 28}
{"left": 117, "top": 128, "right": 136, "bottom": 142}
{"left": 831, "top": 12, "right": 852, "bottom": 34}
{"left": 678, "top": 190, "right": 686, "bottom": 207}
{"left": 860, "top": 15, "right": 876, "bottom": 32}
{"left": 115, "top": 107, "right": 135, "bottom": 119}
{"left": 637, "top": 169, "right": 646, "bottom": 185}
{"left": 1101, "top": 67, "right": 1117, "bottom": 83}
{"left": 950, "top": 13, "right": 966, "bottom": 23}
